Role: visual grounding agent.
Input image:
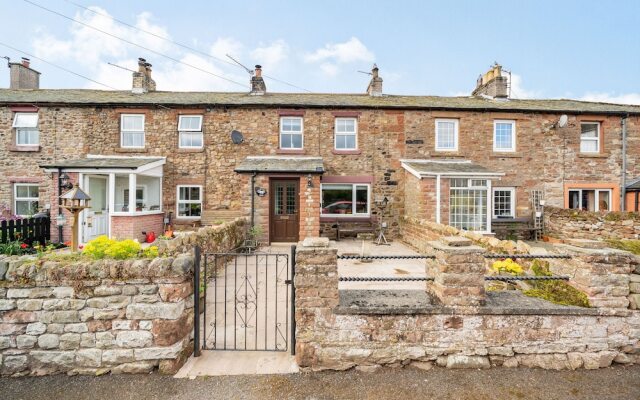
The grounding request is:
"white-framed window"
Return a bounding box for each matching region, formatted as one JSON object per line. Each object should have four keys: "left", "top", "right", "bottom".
{"left": 321, "top": 183, "right": 370, "bottom": 217}
{"left": 13, "top": 112, "right": 39, "bottom": 145}
{"left": 449, "top": 178, "right": 489, "bottom": 232}
{"left": 14, "top": 183, "right": 39, "bottom": 216}
{"left": 493, "top": 120, "right": 516, "bottom": 152}
{"left": 178, "top": 115, "right": 203, "bottom": 148}
{"left": 334, "top": 118, "right": 357, "bottom": 150}
{"left": 177, "top": 185, "right": 202, "bottom": 218}
{"left": 435, "top": 119, "right": 458, "bottom": 151}
{"left": 280, "top": 117, "right": 303, "bottom": 149}
{"left": 124, "top": 186, "right": 147, "bottom": 211}
{"left": 493, "top": 187, "right": 516, "bottom": 218}
{"left": 580, "top": 122, "right": 600, "bottom": 153}
{"left": 121, "top": 114, "right": 145, "bottom": 148}
{"left": 568, "top": 188, "right": 611, "bottom": 212}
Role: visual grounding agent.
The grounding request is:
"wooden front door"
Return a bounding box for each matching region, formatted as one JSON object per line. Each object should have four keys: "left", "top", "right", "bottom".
{"left": 270, "top": 179, "right": 299, "bottom": 242}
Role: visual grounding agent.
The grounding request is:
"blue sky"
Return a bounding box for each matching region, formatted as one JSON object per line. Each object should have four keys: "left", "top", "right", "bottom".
{"left": 0, "top": 0, "right": 639, "bottom": 103}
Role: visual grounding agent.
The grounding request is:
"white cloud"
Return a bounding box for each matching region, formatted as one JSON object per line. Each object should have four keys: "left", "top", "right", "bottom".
{"left": 508, "top": 73, "right": 541, "bottom": 99}
{"left": 579, "top": 92, "right": 640, "bottom": 105}
{"left": 304, "top": 37, "right": 374, "bottom": 64}
{"left": 210, "top": 37, "right": 243, "bottom": 61}
{"left": 250, "top": 40, "right": 289, "bottom": 68}
{"left": 319, "top": 63, "right": 339, "bottom": 77}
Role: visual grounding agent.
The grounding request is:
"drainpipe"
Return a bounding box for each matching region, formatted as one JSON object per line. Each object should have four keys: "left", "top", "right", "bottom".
{"left": 621, "top": 115, "right": 628, "bottom": 211}
{"left": 57, "top": 167, "right": 64, "bottom": 243}
{"left": 250, "top": 172, "right": 256, "bottom": 228}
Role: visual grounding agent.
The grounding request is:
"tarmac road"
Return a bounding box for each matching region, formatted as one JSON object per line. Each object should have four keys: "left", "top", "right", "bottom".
{"left": 1, "top": 365, "right": 639, "bottom": 400}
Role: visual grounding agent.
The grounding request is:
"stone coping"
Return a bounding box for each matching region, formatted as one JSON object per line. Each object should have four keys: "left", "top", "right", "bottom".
{"left": 335, "top": 290, "right": 600, "bottom": 316}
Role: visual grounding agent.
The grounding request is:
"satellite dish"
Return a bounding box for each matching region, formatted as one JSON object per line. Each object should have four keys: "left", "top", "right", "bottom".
{"left": 231, "top": 130, "right": 244, "bottom": 144}
{"left": 558, "top": 115, "right": 568, "bottom": 128}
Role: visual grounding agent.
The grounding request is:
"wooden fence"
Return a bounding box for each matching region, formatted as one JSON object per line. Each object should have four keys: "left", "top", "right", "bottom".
{"left": 0, "top": 216, "right": 50, "bottom": 245}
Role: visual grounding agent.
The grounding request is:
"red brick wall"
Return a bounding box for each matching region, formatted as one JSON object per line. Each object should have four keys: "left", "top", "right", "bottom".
{"left": 110, "top": 213, "right": 164, "bottom": 242}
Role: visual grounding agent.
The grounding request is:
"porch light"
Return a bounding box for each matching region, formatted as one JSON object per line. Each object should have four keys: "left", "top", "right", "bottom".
{"left": 59, "top": 172, "right": 73, "bottom": 191}
{"left": 56, "top": 213, "right": 66, "bottom": 227}
{"left": 60, "top": 184, "right": 91, "bottom": 252}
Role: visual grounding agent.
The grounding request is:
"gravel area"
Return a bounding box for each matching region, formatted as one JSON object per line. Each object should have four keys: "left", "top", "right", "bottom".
{"left": 1, "top": 365, "right": 640, "bottom": 400}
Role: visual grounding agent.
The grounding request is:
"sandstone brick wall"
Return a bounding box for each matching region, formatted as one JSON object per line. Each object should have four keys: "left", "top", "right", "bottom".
{"left": 155, "top": 217, "right": 247, "bottom": 256}
{"left": 110, "top": 213, "right": 164, "bottom": 242}
{"left": 1, "top": 105, "right": 637, "bottom": 243}
{"left": 0, "top": 254, "right": 195, "bottom": 376}
{"left": 544, "top": 206, "right": 640, "bottom": 241}
{"left": 294, "top": 242, "right": 640, "bottom": 371}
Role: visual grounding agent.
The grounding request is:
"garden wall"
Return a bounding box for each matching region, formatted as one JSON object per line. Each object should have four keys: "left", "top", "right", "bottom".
{"left": 294, "top": 239, "right": 640, "bottom": 371}
{"left": 544, "top": 206, "right": 640, "bottom": 241}
{"left": 0, "top": 254, "right": 195, "bottom": 376}
{"left": 155, "top": 217, "right": 247, "bottom": 256}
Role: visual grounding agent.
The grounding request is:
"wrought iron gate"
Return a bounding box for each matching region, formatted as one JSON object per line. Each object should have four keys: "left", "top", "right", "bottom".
{"left": 193, "top": 246, "right": 295, "bottom": 355}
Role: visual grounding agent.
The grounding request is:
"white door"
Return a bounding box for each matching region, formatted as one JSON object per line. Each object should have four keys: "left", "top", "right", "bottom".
{"left": 83, "top": 176, "right": 109, "bottom": 242}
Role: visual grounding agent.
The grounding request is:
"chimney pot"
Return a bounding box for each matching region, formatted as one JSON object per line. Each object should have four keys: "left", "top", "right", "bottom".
{"left": 132, "top": 57, "right": 156, "bottom": 94}
{"left": 366, "top": 64, "right": 383, "bottom": 96}
{"left": 472, "top": 63, "right": 508, "bottom": 99}
{"left": 8, "top": 58, "right": 40, "bottom": 89}
{"left": 250, "top": 65, "right": 266, "bottom": 95}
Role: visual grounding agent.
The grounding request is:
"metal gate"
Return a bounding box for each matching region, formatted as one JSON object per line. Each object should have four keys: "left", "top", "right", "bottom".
{"left": 193, "top": 246, "right": 295, "bottom": 355}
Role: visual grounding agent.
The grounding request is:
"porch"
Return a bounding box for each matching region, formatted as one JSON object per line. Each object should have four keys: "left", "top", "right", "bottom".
{"left": 41, "top": 156, "right": 166, "bottom": 243}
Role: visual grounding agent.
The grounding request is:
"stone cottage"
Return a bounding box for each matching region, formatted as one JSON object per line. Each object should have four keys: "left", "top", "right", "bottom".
{"left": 0, "top": 58, "right": 639, "bottom": 244}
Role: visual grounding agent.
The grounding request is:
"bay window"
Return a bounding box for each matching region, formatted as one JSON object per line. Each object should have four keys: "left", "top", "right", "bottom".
{"left": 449, "top": 178, "right": 489, "bottom": 231}
{"left": 321, "top": 183, "right": 370, "bottom": 216}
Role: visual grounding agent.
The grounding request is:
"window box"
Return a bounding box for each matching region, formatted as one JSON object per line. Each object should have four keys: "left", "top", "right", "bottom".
{"left": 493, "top": 120, "right": 516, "bottom": 152}
{"left": 121, "top": 114, "right": 145, "bottom": 148}
{"left": 280, "top": 117, "right": 303, "bottom": 150}
{"left": 435, "top": 119, "right": 458, "bottom": 152}
{"left": 321, "top": 183, "right": 370, "bottom": 217}
{"left": 178, "top": 115, "right": 203, "bottom": 149}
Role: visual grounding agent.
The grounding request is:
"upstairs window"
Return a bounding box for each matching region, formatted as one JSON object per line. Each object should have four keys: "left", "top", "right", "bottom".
{"left": 121, "top": 114, "right": 145, "bottom": 148}
{"left": 580, "top": 122, "right": 600, "bottom": 153}
{"left": 14, "top": 183, "right": 39, "bottom": 216}
{"left": 177, "top": 185, "right": 202, "bottom": 218}
{"left": 493, "top": 120, "right": 516, "bottom": 152}
{"left": 13, "top": 112, "right": 39, "bottom": 145}
{"left": 280, "top": 117, "right": 303, "bottom": 149}
{"left": 334, "top": 118, "right": 357, "bottom": 150}
{"left": 435, "top": 119, "right": 458, "bottom": 151}
{"left": 178, "top": 115, "right": 203, "bottom": 148}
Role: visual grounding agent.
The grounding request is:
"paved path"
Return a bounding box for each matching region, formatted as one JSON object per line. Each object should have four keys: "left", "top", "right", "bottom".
{"left": 2, "top": 365, "right": 640, "bottom": 400}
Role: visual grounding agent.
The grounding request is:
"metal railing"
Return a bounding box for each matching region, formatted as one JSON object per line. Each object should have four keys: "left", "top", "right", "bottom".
{"left": 339, "top": 275, "right": 570, "bottom": 282}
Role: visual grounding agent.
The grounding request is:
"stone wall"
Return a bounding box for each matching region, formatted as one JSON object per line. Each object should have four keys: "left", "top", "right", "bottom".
{"left": 155, "top": 217, "right": 247, "bottom": 256}
{"left": 544, "top": 206, "right": 640, "bottom": 241}
{"left": 0, "top": 253, "right": 195, "bottom": 376}
{"left": 294, "top": 240, "right": 640, "bottom": 371}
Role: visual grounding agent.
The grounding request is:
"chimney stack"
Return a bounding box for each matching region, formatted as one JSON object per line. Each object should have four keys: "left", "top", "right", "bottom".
{"left": 472, "top": 63, "right": 508, "bottom": 99}
{"left": 250, "top": 65, "right": 266, "bottom": 95}
{"left": 366, "top": 64, "right": 383, "bottom": 96}
{"left": 132, "top": 57, "right": 156, "bottom": 94}
{"left": 8, "top": 57, "right": 40, "bottom": 89}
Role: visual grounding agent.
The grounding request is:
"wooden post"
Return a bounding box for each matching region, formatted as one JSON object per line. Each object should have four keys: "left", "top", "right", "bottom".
{"left": 71, "top": 211, "right": 80, "bottom": 252}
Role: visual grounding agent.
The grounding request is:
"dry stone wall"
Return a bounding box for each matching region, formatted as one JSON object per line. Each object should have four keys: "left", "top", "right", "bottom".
{"left": 544, "top": 206, "right": 640, "bottom": 241}
{"left": 155, "top": 217, "right": 247, "bottom": 256}
{"left": 0, "top": 254, "right": 195, "bottom": 376}
{"left": 294, "top": 240, "right": 640, "bottom": 371}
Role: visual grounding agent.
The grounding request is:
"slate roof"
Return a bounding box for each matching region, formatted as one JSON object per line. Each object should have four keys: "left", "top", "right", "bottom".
{"left": 235, "top": 156, "right": 324, "bottom": 174}
{"left": 1, "top": 89, "right": 639, "bottom": 115}
{"left": 626, "top": 178, "right": 640, "bottom": 190}
{"left": 40, "top": 157, "right": 165, "bottom": 170}
{"left": 401, "top": 159, "right": 504, "bottom": 177}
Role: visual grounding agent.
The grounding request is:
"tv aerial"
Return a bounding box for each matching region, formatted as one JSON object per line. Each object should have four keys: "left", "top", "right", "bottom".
{"left": 231, "top": 130, "right": 244, "bottom": 144}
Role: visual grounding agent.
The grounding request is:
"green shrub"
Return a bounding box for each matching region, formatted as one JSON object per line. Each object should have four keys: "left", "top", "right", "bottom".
{"left": 82, "top": 235, "right": 115, "bottom": 259}
{"left": 104, "top": 239, "right": 141, "bottom": 260}
{"left": 523, "top": 260, "right": 590, "bottom": 308}
{"left": 606, "top": 239, "right": 640, "bottom": 255}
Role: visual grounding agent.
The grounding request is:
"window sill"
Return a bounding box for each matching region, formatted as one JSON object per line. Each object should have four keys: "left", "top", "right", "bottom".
{"left": 332, "top": 149, "right": 361, "bottom": 155}
{"left": 490, "top": 152, "right": 523, "bottom": 158}
{"left": 276, "top": 149, "right": 306, "bottom": 155}
{"left": 115, "top": 147, "right": 149, "bottom": 153}
{"left": 176, "top": 148, "right": 204, "bottom": 153}
{"left": 578, "top": 153, "right": 609, "bottom": 158}
{"left": 8, "top": 145, "right": 40, "bottom": 152}
{"left": 430, "top": 151, "right": 463, "bottom": 157}
{"left": 320, "top": 216, "right": 372, "bottom": 223}
{"left": 111, "top": 211, "right": 164, "bottom": 217}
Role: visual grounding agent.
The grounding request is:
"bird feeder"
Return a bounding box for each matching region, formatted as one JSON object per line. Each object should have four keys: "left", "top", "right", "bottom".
{"left": 60, "top": 184, "right": 91, "bottom": 252}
